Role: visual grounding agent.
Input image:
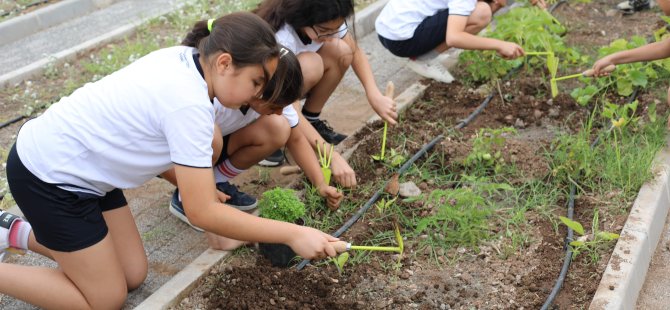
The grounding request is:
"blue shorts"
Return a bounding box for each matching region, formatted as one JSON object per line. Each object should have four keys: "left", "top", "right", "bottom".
{"left": 6, "top": 143, "right": 127, "bottom": 252}
{"left": 378, "top": 9, "right": 450, "bottom": 58}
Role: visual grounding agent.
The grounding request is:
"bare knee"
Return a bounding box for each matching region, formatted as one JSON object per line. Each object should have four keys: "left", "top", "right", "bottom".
{"left": 125, "top": 262, "right": 148, "bottom": 291}
{"left": 298, "top": 52, "right": 324, "bottom": 92}
{"left": 467, "top": 2, "right": 493, "bottom": 34}
{"left": 258, "top": 115, "right": 290, "bottom": 148}
{"left": 321, "top": 39, "right": 354, "bottom": 71}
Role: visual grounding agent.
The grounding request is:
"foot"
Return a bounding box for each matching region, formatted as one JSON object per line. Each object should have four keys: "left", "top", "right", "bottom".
{"left": 169, "top": 189, "right": 204, "bottom": 232}
{"left": 617, "top": 0, "right": 649, "bottom": 14}
{"left": 0, "top": 211, "right": 28, "bottom": 261}
{"left": 258, "top": 149, "right": 284, "bottom": 167}
{"left": 406, "top": 57, "right": 454, "bottom": 84}
{"left": 310, "top": 119, "right": 347, "bottom": 145}
{"left": 216, "top": 182, "right": 258, "bottom": 211}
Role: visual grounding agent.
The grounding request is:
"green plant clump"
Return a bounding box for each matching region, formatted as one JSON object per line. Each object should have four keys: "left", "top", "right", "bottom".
{"left": 258, "top": 188, "right": 305, "bottom": 223}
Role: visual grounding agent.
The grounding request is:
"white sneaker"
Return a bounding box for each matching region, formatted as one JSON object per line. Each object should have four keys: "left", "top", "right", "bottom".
{"left": 406, "top": 57, "right": 454, "bottom": 83}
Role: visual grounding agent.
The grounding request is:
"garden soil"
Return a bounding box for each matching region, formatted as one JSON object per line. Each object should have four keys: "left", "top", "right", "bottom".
{"left": 172, "top": 1, "right": 669, "bottom": 309}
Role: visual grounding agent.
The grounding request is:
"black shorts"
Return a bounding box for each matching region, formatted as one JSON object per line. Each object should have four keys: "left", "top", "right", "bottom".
{"left": 6, "top": 143, "right": 127, "bottom": 252}
{"left": 378, "top": 9, "right": 450, "bottom": 58}
{"left": 214, "top": 134, "right": 231, "bottom": 167}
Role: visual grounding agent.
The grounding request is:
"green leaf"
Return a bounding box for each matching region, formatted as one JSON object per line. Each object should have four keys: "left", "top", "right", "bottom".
{"left": 335, "top": 252, "right": 350, "bottom": 270}
{"left": 559, "top": 216, "right": 585, "bottom": 235}
{"left": 629, "top": 70, "right": 648, "bottom": 87}
{"left": 596, "top": 232, "right": 620, "bottom": 241}
{"left": 569, "top": 240, "right": 585, "bottom": 247}
{"left": 617, "top": 78, "right": 633, "bottom": 97}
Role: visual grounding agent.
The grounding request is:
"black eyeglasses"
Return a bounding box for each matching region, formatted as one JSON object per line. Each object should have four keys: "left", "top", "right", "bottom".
{"left": 311, "top": 20, "right": 348, "bottom": 39}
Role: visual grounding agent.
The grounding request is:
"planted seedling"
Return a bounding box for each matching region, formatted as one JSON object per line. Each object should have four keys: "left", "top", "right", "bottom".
{"left": 258, "top": 188, "right": 306, "bottom": 267}
{"left": 375, "top": 196, "right": 398, "bottom": 215}
{"left": 372, "top": 81, "right": 395, "bottom": 162}
{"left": 332, "top": 252, "right": 350, "bottom": 274}
{"left": 316, "top": 140, "right": 334, "bottom": 185}
{"left": 559, "top": 211, "right": 619, "bottom": 262}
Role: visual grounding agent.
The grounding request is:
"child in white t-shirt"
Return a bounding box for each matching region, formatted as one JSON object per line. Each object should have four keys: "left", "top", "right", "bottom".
{"left": 163, "top": 48, "right": 347, "bottom": 250}
{"left": 254, "top": 0, "right": 398, "bottom": 148}
{"left": 2, "top": 12, "right": 340, "bottom": 309}
{"left": 375, "top": 0, "right": 544, "bottom": 83}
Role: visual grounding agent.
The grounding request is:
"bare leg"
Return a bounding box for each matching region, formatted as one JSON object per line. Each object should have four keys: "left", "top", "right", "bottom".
{"left": 301, "top": 39, "right": 353, "bottom": 114}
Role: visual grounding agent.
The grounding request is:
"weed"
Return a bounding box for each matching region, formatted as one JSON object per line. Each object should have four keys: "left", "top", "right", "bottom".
{"left": 559, "top": 210, "right": 619, "bottom": 263}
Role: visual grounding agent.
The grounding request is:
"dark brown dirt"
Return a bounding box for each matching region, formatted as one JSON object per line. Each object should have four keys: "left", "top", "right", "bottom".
{"left": 174, "top": 2, "right": 665, "bottom": 310}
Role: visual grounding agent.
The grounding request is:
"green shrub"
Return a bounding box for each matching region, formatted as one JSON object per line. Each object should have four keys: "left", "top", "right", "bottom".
{"left": 258, "top": 188, "right": 305, "bottom": 223}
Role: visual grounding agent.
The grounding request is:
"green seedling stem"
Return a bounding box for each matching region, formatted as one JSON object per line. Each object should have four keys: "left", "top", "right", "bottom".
{"left": 373, "top": 81, "right": 395, "bottom": 161}
{"left": 316, "top": 140, "right": 334, "bottom": 184}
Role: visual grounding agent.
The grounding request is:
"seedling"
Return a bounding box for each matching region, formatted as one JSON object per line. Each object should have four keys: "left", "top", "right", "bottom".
{"left": 333, "top": 223, "right": 404, "bottom": 254}
{"left": 375, "top": 197, "right": 398, "bottom": 214}
{"left": 316, "top": 140, "right": 334, "bottom": 185}
{"left": 526, "top": 51, "right": 560, "bottom": 96}
{"left": 559, "top": 211, "right": 619, "bottom": 262}
{"left": 372, "top": 81, "right": 395, "bottom": 162}
{"left": 550, "top": 64, "right": 616, "bottom": 98}
{"left": 332, "top": 252, "right": 350, "bottom": 274}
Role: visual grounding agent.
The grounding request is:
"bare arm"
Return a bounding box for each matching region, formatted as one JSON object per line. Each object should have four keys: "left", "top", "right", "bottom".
{"left": 174, "top": 165, "right": 339, "bottom": 259}
{"left": 446, "top": 15, "right": 524, "bottom": 59}
{"left": 593, "top": 39, "right": 670, "bottom": 75}
{"left": 342, "top": 33, "right": 398, "bottom": 125}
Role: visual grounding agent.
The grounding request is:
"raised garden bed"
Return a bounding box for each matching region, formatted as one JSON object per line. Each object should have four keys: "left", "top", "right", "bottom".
{"left": 172, "top": 1, "right": 670, "bottom": 309}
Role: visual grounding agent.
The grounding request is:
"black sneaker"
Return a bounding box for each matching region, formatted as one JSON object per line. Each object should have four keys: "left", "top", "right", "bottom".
{"left": 617, "top": 0, "right": 649, "bottom": 14}
{"left": 169, "top": 189, "right": 204, "bottom": 232}
{"left": 311, "top": 119, "right": 347, "bottom": 145}
{"left": 258, "top": 149, "right": 284, "bottom": 167}
{"left": 216, "top": 182, "right": 258, "bottom": 211}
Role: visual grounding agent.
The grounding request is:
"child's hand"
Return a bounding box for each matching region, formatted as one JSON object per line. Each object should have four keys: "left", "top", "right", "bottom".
{"left": 317, "top": 184, "right": 343, "bottom": 210}
{"left": 497, "top": 42, "right": 525, "bottom": 60}
{"left": 216, "top": 190, "right": 231, "bottom": 204}
{"left": 331, "top": 153, "right": 357, "bottom": 188}
{"left": 368, "top": 92, "right": 398, "bottom": 125}
{"left": 530, "top": 0, "right": 547, "bottom": 9}
{"left": 287, "top": 226, "right": 339, "bottom": 260}
{"left": 592, "top": 57, "right": 615, "bottom": 77}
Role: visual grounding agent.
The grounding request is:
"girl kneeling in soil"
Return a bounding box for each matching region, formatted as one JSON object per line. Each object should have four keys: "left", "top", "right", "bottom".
{"left": 253, "top": 0, "right": 398, "bottom": 147}
{"left": 163, "top": 46, "right": 344, "bottom": 250}
{"left": 375, "top": 0, "right": 545, "bottom": 83}
{"left": 0, "top": 12, "right": 339, "bottom": 309}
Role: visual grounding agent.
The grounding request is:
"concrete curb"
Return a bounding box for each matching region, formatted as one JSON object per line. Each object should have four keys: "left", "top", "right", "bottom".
{"left": 590, "top": 136, "right": 670, "bottom": 309}
{"left": 133, "top": 3, "right": 393, "bottom": 309}
{"left": 0, "top": 0, "right": 118, "bottom": 46}
{"left": 0, "top": 0, "right": 183, "bottom": 90}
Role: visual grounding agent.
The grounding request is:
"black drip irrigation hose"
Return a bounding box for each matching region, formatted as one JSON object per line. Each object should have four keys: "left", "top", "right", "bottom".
{"left": 0, "top": 115, "right": 26, "bottom": 130}
{"left": 296, "top": 0, "right": 569, "bottom": 273}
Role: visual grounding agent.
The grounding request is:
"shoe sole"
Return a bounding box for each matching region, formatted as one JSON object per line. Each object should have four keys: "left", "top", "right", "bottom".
{"left": 229, "top": 200, "right": 258, "bottom": 212}
{"left": 257, "top": 159, "right": 282, "bottom": 167}
{"left": 169, "top": 202, "right": 204, "bottom": 233}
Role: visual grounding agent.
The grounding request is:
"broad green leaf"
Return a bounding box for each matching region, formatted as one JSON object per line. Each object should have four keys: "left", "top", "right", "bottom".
{"left": 596, "top": 232, "right": 620, "bottom": 241}
{"left": 336, "top": 252, "right": 350, "bottom": 269}
{"left": 617, "top": 78, "right": 633, "bottom": 97}
{"left": 630, "top": 70, "right": 648, "bottom": 87}
{"left": 559, "top": 216, "right": 585, "bottom": 235}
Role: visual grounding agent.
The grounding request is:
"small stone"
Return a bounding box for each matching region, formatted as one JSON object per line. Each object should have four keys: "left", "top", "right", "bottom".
{"left": 514, "top": 118, "right": 526, "bottom": 128}
{"left": 533, "top": 109, "right": 543, "bottom": 119}
{"left": 548, "top": 108, "right": 560, "bottom": 118}
{"left": 504, "top": 114, "right": 515, "bottom": 123}
{"left": 270, "top": 299, "right": 276, "bottom": 305}
{"left": 546, "top": 99, "right": 554, "bottom": 106}
{"left": 605, "top": 9, "right": 618, "bottom": 16}
{"left": 609, "top": 285, "right": 615, "bottom": 290}
{"left": 399, "top": 182, "right": 422, "bottom": 197}
{"left": 418, "top": 182, "right": 428, "bottom": 190}
{"left": 400, "top": 272, "right": 411, "bottom": 279}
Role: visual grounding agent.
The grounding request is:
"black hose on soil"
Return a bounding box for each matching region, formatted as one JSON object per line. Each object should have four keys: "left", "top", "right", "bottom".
{"left": 296, "top": 0, "right": 568, "bottom": 271}
{"left": 0, "top": 115, "right": 25, "bottom": 130}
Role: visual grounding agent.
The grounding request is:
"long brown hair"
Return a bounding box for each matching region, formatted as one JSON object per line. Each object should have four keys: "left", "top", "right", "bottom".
{"left": 182, "top": 12, "right": 282, "bottom": 103}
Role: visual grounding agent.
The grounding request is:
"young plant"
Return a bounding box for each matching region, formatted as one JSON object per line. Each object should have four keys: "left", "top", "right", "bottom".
{"left": 258, "top": 188, "right": 305, "bottom": 223}
{"left": 559, "top": 210, "right": 619, "bottom": 263}
{"left": 375, "top": 197, "right": 398, "bottom": 215}
{"left": 332, "top": 252, "right": 350, "bottom": 274}
{"left": 372, "top": 82, "right": 395, "bottom": 162}
{"left": 464, "top": 127, "right": 516, "bottom": 174}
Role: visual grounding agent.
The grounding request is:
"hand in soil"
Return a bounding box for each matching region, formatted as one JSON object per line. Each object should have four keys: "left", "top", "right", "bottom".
{"left": 318, "top": 184, "right": 343, "bottom": 210}
{"left": 287, "top": 226, "right": 340, "bottom": 260}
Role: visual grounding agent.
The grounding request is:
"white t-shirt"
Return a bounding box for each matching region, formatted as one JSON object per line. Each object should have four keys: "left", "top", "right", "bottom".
{"left": 214, "top": 99, "right": 299, "bottom": 137}
{"left": 375, "top": 0, "right": 477, "bottom": 41}
{"left": 275, "top": 23, "right": 348, "bottom": 55}
{"left": 17, "top": 46, "right": 214, "bottom": 195}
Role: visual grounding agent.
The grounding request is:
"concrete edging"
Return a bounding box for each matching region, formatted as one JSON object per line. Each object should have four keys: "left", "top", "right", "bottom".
{"left": 0, "top": 0, "right": 118, "bottom": 46}
{"left": 0, "top": 0, "right": 179, "bottom": 90}
{"left": 133, "top": 2, "right": 394, "bottom": 309}
{"left": 590, "top": 136, "right": 670, "bottom": 309}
